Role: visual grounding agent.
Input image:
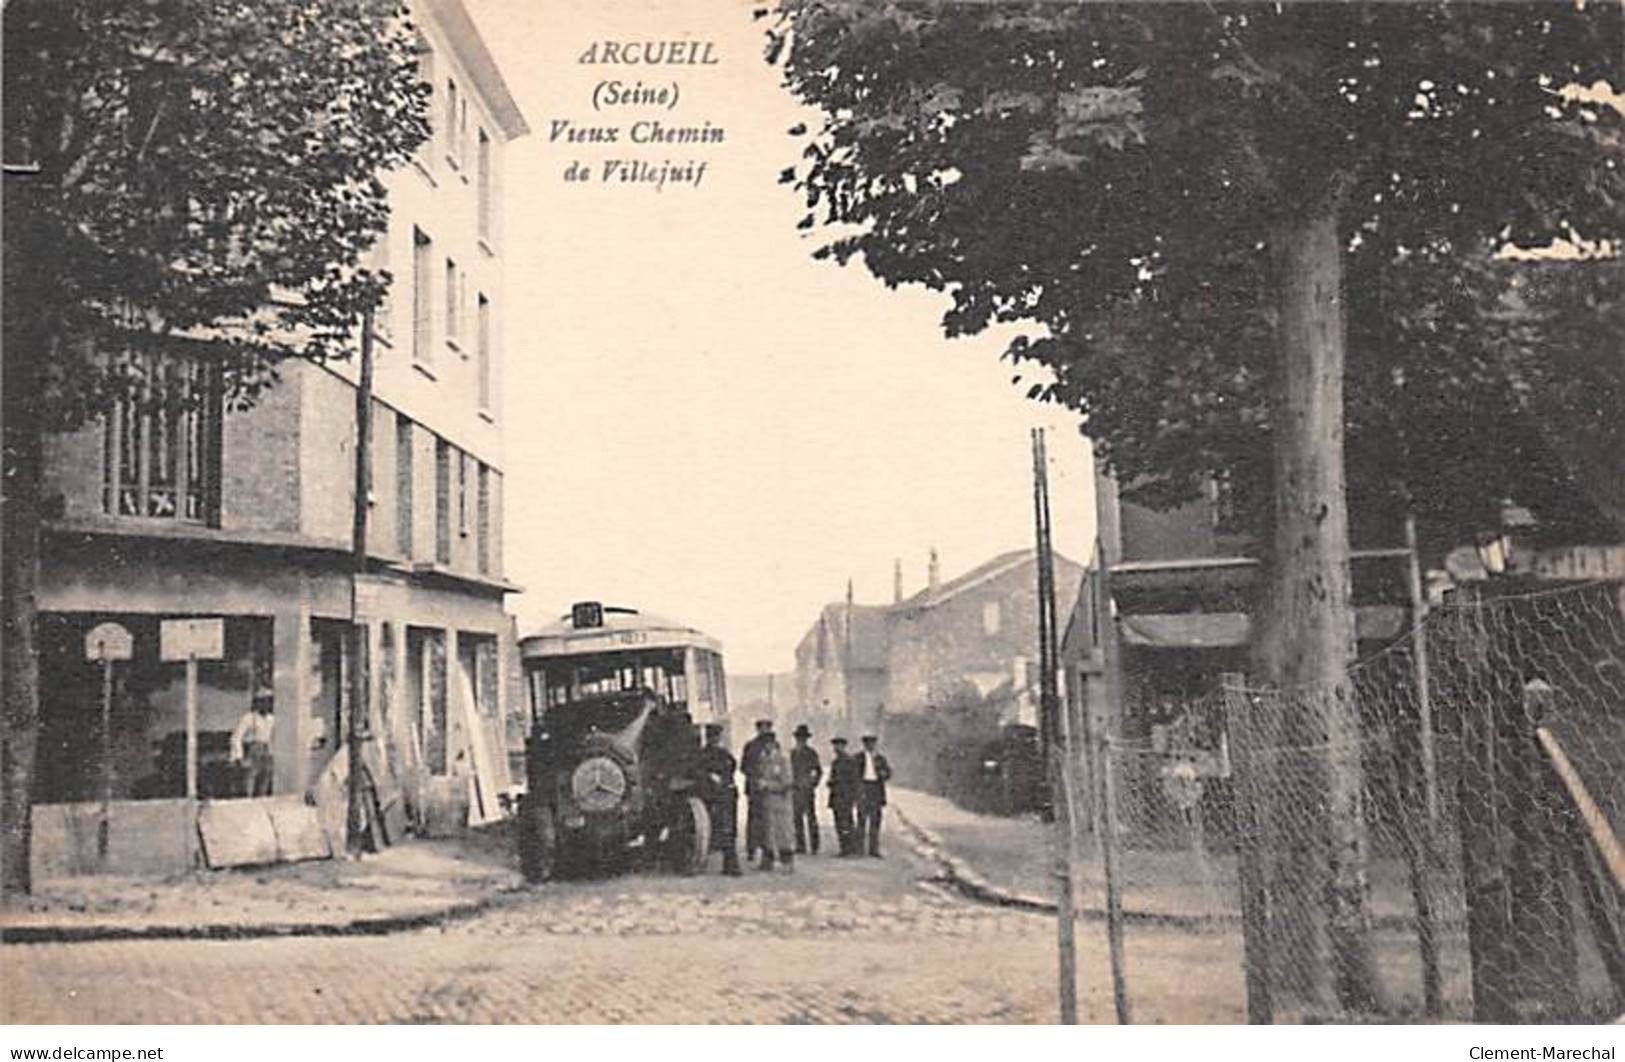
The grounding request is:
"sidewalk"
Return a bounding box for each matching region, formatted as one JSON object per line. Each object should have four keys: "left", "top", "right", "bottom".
{"left": 0, "top": 832, "right": 524, "bottom": 943}
{"left": 889, "top": 787, "right": 1240, "bottom": 925}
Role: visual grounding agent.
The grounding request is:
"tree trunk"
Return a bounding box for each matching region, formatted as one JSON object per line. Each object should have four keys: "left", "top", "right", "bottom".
{"left": 2, "top": 169, "right": 49, "bottom": 899}
{"left": 1253, "top": 190, "right": 1382, "bottom": 1014}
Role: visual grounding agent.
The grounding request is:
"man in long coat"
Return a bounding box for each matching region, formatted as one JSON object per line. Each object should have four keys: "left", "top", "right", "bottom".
{"left": 855, "top": 733, "right": 892, "bottom": 857}
{"left": 696, "top": 723, "right": 742, "bottom": 876}
{"left": 739, "top": 719, "right": 774, "bottom": 862}
{"left": 826, "top": 736, "right": 859, "bottom": 856}
{"left": 789, "top": 724, "right": 822, "bottom": 855}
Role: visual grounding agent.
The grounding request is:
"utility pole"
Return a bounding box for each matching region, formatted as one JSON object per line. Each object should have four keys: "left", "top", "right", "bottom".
{"left": 1032, "top": 428, "right": 1076, "bottom": 1024}
{"left": 1093, "top": 536, "right": 1132, "bottom": 1024}
{"left": 347, "top": 308, "right": 376, "bottom": 854}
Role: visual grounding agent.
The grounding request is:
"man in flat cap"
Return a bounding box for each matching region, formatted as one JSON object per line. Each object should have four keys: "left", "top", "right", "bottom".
{"left": 696, "top": 723, "right": 742, "bottom": 876}
{"left": 826, "top": 736, "right": 860, "bottom": 856}
{"left": 855, "top": 734, "right": 892, "bottom": 857}
{"left": 789, "top": 724, "right": 823, "bottom": 855}
{"left": 740, "top": 719, "right": 775, "bottom": 862}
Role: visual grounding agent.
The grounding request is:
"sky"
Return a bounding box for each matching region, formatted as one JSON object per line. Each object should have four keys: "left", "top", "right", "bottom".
{"left": 469, "top": 0, "right": 1096, "bottom": 675}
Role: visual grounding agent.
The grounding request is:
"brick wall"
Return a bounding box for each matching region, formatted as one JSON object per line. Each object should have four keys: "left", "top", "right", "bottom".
{"left": 41, "top": 368, "right": 305, "bottom": 535}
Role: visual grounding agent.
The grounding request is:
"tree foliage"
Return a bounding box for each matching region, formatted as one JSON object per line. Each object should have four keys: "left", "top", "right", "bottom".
{"left": 3, "top": 0, "right": 430, "bottom": 423}
{"left": 769, "top": 2, "right": 1623, "bottom": 548}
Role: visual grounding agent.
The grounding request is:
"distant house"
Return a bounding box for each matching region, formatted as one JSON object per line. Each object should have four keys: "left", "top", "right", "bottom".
{"left": 792, "top": 548, "right": 1084, "bottom": 737}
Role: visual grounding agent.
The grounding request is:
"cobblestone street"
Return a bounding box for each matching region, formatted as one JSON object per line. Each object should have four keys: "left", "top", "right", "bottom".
{"left": 3, "top": 842, "right": 1248, "bottom": 1024}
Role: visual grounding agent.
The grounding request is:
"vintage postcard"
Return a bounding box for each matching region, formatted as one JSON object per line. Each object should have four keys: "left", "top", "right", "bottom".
{"left": 1, "top": 0, "right": 1622, "bottom": 1039}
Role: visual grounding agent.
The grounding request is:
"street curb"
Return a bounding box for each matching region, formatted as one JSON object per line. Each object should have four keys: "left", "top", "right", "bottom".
{"left": 891, "top": 802, "right": 1438, "bottom": 934}
{"left": 0, "top": 885, "right": 528, "bottom": 946}
{"left": 891, "top": 801, "right": 1237, "bottom": 931}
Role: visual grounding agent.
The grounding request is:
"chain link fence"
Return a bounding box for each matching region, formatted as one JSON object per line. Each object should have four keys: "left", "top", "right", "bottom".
{"left": 1075, "top": 577, "right": 1624, "bottom": 1022}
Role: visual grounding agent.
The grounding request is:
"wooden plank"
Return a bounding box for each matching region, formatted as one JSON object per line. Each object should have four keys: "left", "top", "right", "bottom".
{"left": 198, "top": 801, "right": 280, "bottom": 868}
{"left": 265, "top": 797, "right": 333, "bottom": 863}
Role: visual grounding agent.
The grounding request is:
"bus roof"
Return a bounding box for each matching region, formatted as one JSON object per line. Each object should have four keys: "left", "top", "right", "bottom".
{"left": 519, "top": 607, "right": 724, "bottom": 659}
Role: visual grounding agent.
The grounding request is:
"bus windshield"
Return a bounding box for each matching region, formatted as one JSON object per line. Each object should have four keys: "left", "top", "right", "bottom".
{"left": 528, "top": 648, "right": 689, "bottom": 718}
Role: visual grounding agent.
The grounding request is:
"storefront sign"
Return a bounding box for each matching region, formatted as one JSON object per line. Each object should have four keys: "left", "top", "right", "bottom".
{"left": 84, "top": 621, "right": 133, "bottom": 662}
{"left": 159, "top": 617, "right": 225, "bottom": 661}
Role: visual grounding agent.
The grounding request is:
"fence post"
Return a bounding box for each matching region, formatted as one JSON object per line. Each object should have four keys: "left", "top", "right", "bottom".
{"left": 1506, "top": 678, "right": 1578, "bottom": 1021}
{"left": 1455, "top": 588, "right": 1518, "bottom": 1023}
{"left": 1223, "top": 672, "right": 1272, "bottom": 1024}
{"left": 1094, "top": 546, "right": 1130, "bottom": 1024}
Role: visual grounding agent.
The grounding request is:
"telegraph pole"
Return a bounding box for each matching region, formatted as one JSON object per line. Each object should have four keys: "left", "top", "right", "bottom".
{"left": 347, "top": 308, "right": 376, "bottom": 854}
{"left": 1032, "top": 428, "right": 1076, "bottom": 1024}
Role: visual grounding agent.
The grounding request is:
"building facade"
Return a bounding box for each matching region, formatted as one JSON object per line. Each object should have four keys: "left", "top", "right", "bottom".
{"left": 792, "top": 549, "right": 1084, "bottom": 736}
{"left": 31, "top": 0, "right": 529, "bottom": 876}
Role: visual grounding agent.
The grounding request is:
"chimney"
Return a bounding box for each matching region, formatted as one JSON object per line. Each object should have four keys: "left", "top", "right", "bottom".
{"left": 893, "top": 558, "right": 903, "bottom": 604}
{"left": 928, "top": 547, "right": 940, "bottom": 592}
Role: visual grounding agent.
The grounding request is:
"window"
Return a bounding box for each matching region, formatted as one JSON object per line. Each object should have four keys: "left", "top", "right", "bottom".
{"left": 395, "top": 416, "right": 414, "bottom": 556}
{"left": 459, "top": 97, "right": 469, "bottom": 168}
{"left": 444, "top": 258, "right": 461, "bottom": 345}
{"left": 103, "top": 355, "right": 222, "bottom": 525}
{"left": 476, "top": 463, "right": 491, "bottom": 574}
{"left": 368, "top": 231, "right": 392, "bottom": 344}
{"left": 412, "top": 227, "right": 432, "bottom": 362}
{"left": 434, "top": 438, "right": 451, "bottom": 563}
{"left": 476, "top": 293, "right": 492, "bottom": 412}
{"left": 477, "top": 129, "right": 492, "bottom": 241}
{"left": 982, "top": 600, "right": 1001, "bottom": 636}
{"left": 457, "top": 451, "right": 469, "bottom": 538}
{"left": 445, "top": 79, "right": 459, "bottom": 165}
{"left": 415, "top": 38, "right": 436, "bottom": 165}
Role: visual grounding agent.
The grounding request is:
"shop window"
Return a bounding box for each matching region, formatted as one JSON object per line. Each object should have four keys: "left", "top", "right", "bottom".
{"left": 459, "top": 633, "right": 499, "bottom": 720}
{"left": 34, "top": 614, "right": 272, "bottom": 804}
{"left": 407, "top": 626, "right": 448, "bottom": 776}
{"left": 308, "top": 619, "right": 349, "bottom": 772}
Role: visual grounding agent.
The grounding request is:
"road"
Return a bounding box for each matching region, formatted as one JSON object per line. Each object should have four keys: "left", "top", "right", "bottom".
{"left": 2, "top": 842, "right": 1247, "bottom": 1024}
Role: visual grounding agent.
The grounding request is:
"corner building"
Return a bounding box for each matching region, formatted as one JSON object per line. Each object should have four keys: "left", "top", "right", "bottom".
{"left": 31, "top": 0, "right": 530, "bottom": 875}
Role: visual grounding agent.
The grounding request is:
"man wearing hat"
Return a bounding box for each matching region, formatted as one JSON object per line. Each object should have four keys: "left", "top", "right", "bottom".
{"left": 230, "top": 689, "right": 276, "bottom": 797}
{"left": 696, "top": 723, "right": 743, "bottom": 876}
{"left": 789, "top": 724, "right": 823, "bottom": 855}
{"left": 855, "top": 734, "right": 892, "bottom": 857}
{"left": 826, "top": 736, "right": 860, "bottom": 856}
{"left": 739, "top": 719, "right": 775, "bottom": 862}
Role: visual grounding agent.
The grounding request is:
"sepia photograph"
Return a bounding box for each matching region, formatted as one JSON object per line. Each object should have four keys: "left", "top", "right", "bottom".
{"left": 2, "top": 0, "right": 1623, "bottom": 1038}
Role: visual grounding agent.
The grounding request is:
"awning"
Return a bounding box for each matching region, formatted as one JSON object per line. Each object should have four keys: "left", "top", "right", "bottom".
{"left": 1120, "top": 606, "right": 1408, "bottom": 648}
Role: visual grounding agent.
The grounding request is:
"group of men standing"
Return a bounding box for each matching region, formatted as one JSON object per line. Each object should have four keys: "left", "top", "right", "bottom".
{"left": 694, "top": 719, "right": 891, "bottom": 876}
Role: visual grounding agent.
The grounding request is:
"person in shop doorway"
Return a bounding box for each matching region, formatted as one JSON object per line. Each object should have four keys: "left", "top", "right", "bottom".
{"left": 231, "top": 690, "right": 276, "bottom": 797}
{"left": 855, "top": 733, "right": 891, "bottom": 857}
